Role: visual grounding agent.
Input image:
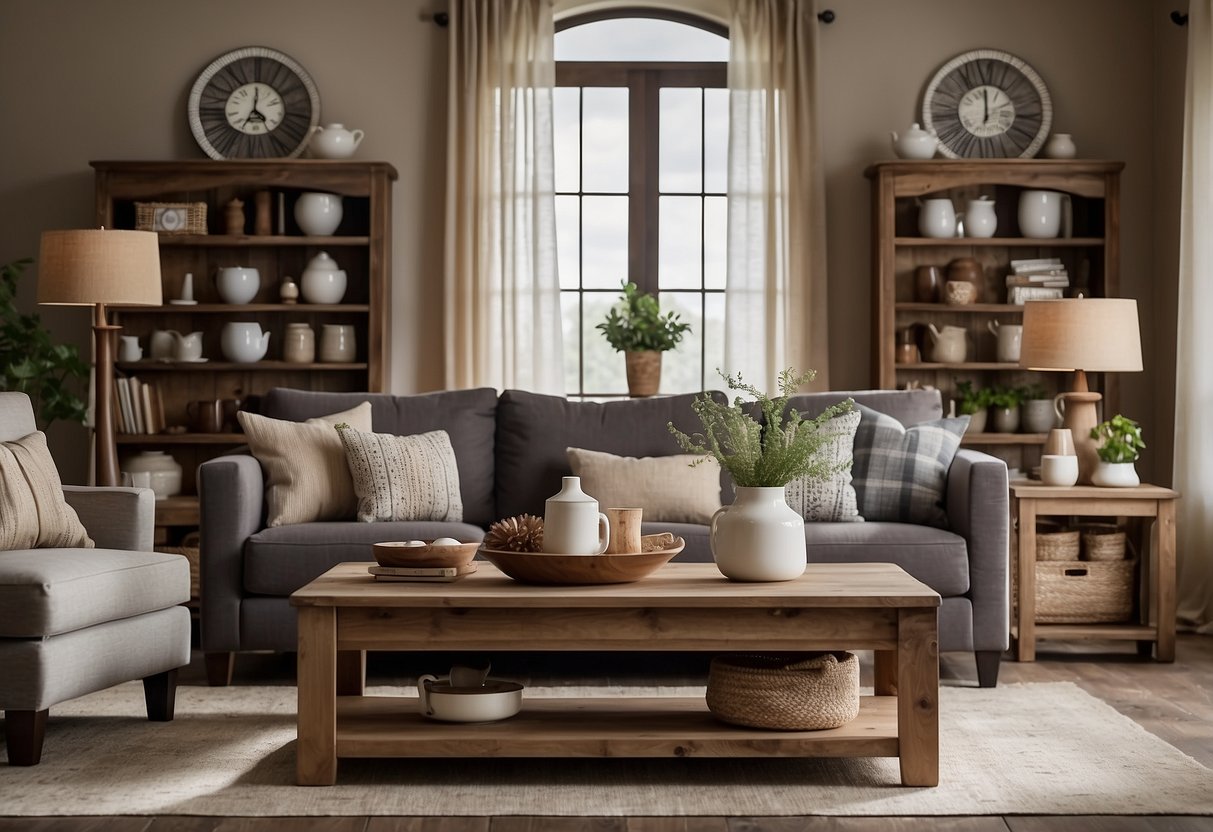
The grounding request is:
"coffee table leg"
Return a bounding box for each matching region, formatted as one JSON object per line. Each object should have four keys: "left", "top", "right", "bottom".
{"left": 897, "top": 606, "right": 939, "bottom": 787}
{"left": 874, "top": 650, "right": 897, "bottom": 695}
{"left": 297, "top": 606, "right": 338, "bottom": 786}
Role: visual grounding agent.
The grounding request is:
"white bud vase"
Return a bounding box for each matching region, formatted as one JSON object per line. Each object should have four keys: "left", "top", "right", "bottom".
{"left": 709, "top": 486, "right": 806, "bottom": 582}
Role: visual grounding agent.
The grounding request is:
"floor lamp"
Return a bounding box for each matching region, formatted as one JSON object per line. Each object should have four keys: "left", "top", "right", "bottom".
{"left": 1019, "top": 297, "right": 1143, "bottom": 485}
{"left": 38, "top": 229, "right": 162, "bottom": 486}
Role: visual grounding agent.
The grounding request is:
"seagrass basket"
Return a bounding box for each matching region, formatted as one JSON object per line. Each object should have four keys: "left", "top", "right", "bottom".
{"left": 1034, "top": 559, "right": 1136, "bottom": 623}
{"left": 135, "top": 201, "right": 208, "bottom": 235}
{"left": 1081, "top": 525, "right": 1127, "bottom": 561}
{"left": 1036, "top": 528, "right": 1080, "bottom": 561}
{"left": 706, "top": 652, "right": 859, "bottom": 730}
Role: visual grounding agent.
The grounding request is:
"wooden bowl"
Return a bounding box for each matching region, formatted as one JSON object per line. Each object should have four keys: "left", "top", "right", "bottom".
{"left": 372, "top": 541, "right": 480, "bottom": 569}
{"left": 478, "top": 537, "right": 685, "bottom": 585}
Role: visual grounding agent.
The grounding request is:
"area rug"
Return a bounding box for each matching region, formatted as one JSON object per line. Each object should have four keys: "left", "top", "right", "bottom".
{"left": 1, "top": 681, "right": 1210, "bottom": 816}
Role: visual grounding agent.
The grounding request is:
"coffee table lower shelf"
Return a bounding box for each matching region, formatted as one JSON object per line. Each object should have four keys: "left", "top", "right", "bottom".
{"left": 336, "top": 695, "right": 898, "bottom": 758}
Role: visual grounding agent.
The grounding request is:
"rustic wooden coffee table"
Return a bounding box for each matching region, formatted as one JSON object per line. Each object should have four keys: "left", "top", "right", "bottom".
{"left": 291, "top": 561, "right": 940, "bottom": 787}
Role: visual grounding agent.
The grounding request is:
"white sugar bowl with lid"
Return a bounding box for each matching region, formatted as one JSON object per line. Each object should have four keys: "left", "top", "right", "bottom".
{"left": 301, "top": 251, "right": 348, "bottom": 304}
{"left": 123, "top": 451, "right": 183, "bottom": 499}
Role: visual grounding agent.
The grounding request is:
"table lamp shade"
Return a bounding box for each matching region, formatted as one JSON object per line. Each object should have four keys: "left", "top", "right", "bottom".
{"left": 1019, "top": 298, "right": 1143, "bottom": 373}
{"left": 37, "top": 229, "right": 162, "bottom": 306}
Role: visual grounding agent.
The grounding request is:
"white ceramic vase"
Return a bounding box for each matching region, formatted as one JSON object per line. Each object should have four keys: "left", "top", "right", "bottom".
{"left": 1091, "top": 461, "right": 1140, "bottom": 488}
{"left": 709, "top": 486, "right": 806, "bottom": 582}
{"left": 300, "top": 251, "right": 348, "bottom": 304}
{"left": 918, "top": 198, "right": 957, "bottom": 239}
{"left": 542, "top": 476, "right": 609, "bottom": 555}
{"left": 215, "top": 266, "right": 260, "bottom": 304}
{"left": 294, "top": 192, "right": 343, "bottom": 236}
{"left": 123, "top": 451, "right": 183, "bottom": 499}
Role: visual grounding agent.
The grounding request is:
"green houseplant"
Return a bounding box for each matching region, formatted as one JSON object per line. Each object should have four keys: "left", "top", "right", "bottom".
{"left": 597, "top": 282, "right": 691, "bottom": 397}
{"left": 988, "top": 384, "right": 1025, "bottom": 434}
{"left": 954, "top": 380, "right": 992, "bottom": 433}
{"left": 668, "top": 368, "right": 852, "bottom": 581}
{"left": 1019, "top": 382, "right": 1058, "bottom": 434}
{"left": 0, "top": 257, "right": 88, "bottom": 427}
{"left": 1089, "top": 414, "right": 1145, "bottom": 487}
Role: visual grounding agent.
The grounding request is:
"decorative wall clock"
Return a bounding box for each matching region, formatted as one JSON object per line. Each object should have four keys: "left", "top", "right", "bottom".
{"left": 921, "top": 49, "right": 1052, "bottom": 159}
{"left": 187, "top": 46, "right": 320, "bottom": 160}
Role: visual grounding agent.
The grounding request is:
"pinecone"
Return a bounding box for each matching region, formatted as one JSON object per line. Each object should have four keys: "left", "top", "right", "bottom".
{"left": 484, "top": 514, "right": 544, "bottom": 552}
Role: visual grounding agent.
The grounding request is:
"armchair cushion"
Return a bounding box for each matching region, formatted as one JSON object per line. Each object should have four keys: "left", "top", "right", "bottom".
{"left": 0, "top": 431, "right": 92, "bottom": 551}
{"left": 62, "top": 486, "right": 155, "bottom": 551}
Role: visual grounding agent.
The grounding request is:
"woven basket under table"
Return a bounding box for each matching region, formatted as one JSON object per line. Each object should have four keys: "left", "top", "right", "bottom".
{"left": 1081, "top": 526, "right": 1128, "bottom": 561}
{"left": 706, "top": 652, "right": 859, "bottom": 730}
{"left": 1034, "top": 559, "right": 1136, "bottom": 623}
{"left": 1036, "top": 529, "right": 1080, "bottom": 561}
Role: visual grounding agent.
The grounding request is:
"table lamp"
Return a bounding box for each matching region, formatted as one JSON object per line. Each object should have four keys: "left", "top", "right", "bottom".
{"left": 38, "top": 229, "right": 162, "bottom": 486}
{"left": 1018, "top": 297, "right": 1143, "bottom": 485}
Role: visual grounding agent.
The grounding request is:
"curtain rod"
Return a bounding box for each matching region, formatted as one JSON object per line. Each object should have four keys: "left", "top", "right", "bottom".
{"left": 430, "top": 9, "right": 837, "bottom": 26}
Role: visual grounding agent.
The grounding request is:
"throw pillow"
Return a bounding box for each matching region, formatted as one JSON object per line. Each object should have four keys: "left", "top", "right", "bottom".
{"left": 335, "top": 426, "right": 463, "bottom": 523}
{"left": 566, "top": 447, "right": 721, "bottom": 524}
{"left": 784, "top": 409, "right": 863, "bottom": 523}
{"left": 851, "top": 404, "right": 969, "bottom": 528}
{"left": 0, "top": 431, "right": 93, "bottom": 550}
{"left": 237, "top": 401, "right": 373, "bottom": 527}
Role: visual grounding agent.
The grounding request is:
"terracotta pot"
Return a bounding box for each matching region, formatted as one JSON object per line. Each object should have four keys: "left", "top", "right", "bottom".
{"left": 625, "top": 351, "right": 661, "bottom": 397}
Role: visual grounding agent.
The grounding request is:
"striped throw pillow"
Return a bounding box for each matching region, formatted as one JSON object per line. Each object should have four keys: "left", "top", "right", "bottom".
{"left": 336, "top": 426, "right": 463, "bottom": 523}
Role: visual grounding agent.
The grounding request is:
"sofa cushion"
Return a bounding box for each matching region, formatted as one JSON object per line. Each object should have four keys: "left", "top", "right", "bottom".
{"left": 0, "top": 548, "right": 189, "bottom": 638}
{"left": 244, "top": 521, "right": 485, "bottom": 595}
{"left": 852, "top": 405, "right": 968, "bottom": 528}
{"left": 496, "top": 390, "right": 728, "bottom": 519}
{"left": 337, "top": 426, "right": 463, "bottom": 523}
{"left": 567, "top": 448, "right": 721, "bottom": 524}
{"left": 785, "top": 409, "right": 862, "bottom": 523}
{"left": 262, "top": 387, "right": 499, "bottom": 527}
{"left": 238, "top": 402, "right": 373, "bottom": 527}
{"left": 806, "top": 521, "right": 969, "bottom": 596}
{"left": 0, "top": 431, "right": 92, "bottom": 551}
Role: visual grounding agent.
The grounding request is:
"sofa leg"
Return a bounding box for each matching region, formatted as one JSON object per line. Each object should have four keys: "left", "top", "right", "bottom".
{"left": 143, "top": 668, "right": 178, "bottom": 721}
{"left": 4, "top": 709, "right": 48, "bottom": 766}
{"left": 975, "top": 650, "right": 1002, "bottom": 688}
{"left": 205, "top": 651, "right": 235, "bottom": 687}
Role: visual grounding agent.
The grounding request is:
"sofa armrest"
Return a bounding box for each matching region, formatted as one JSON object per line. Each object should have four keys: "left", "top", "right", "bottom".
{"left": 198, "top": 454, "right": 265, "bottom": 652}
{"left": 946, "top": 448, "right": 1010, "bottom": 652}
{"left": 62, "top": 486, "right": 154, "bottom": 551}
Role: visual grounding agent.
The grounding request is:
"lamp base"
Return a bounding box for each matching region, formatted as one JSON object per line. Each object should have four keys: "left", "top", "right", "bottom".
{"left": 1056, "top": 391, "right": 1101, "bottom": 485}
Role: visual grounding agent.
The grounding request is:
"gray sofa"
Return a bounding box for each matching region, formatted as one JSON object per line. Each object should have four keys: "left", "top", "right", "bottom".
{"left": 199, "top": 386, "right": 1009, "bottom": 687}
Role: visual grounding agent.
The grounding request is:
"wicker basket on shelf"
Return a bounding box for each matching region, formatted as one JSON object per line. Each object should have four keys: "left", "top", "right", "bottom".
{"left": 1034, "top": 559, "right": 1136, "bottom": 623}
{"left": 135, "top": 201, "right": 208, "bottom": 235}
{"left": 1081, "top": 525, "right": 1127, "bottom": 561}
{"left": 1036, "top": 528, "right": 1080, "bottom": 562}
{"left": 705, "top": 652, "right": 859, "bottom": 730}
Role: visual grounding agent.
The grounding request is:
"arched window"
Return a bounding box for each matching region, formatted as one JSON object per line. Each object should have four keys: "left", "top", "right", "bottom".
{"left": 554, "top": 12, "right": 728, "bottom": 397}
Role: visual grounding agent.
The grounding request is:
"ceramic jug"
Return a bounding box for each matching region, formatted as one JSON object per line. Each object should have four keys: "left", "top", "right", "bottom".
{"left": 960, "top": 197, "right": 997, "bottom": 238}
{"left": 1018, "top": 190, "right": 1070, "bottom": 238}
{"left": 215, "top": 266, "right": 261, "bottom": 304}
{"left": 300, "top": 251, "right": 348, "bottom": 304}
{"left": 118, "top": 335, "right": 142, "bottom": 362}
{"left": 988, "top": 320, "right": 1023, "bottom": 363}
{"left": 918, "top": 198, "right": 957, "bottom": 239}
{"left": 169, "top": 330, "right": 204, "bottom": 362}
{"left": 710, "top": 486, "right": 807, "bottom": 582}
{"left": 890, "top": 123, "right": 938, "bottom": 160}
{"left": 542, "top": 476, "right": 609, "bottom": 555}
{"left": 220, "top": 322, "right": 270, "bottom": 363}
{"left": 1043, "top": 133, "right": 1077, "bottom": 159}
{"left": 927, "top": 324, "right": 967, "bottom": 363}
{"left": 308, "top": 123, "right": 365, "bottom": 160}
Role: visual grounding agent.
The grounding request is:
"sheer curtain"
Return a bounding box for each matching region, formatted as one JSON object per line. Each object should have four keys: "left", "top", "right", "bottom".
{"left": 444, "top": 0, "right": 565, "bottom": 394}
{"left": 1176, "top": 0, "right": 1213, "bottom": 631}
{"left": 724, "top": 0, "right": 829, "bottom": 392}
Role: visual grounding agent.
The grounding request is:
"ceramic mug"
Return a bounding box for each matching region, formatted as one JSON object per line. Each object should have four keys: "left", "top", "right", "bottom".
{"left": 118, "top": 335, "right": 142, "bottom": 362}
{"left": 605, "top": 507, "right": 643, "bottom": 554}
{"left": 188, "top": 400, "right": 224, "bottom": 434}
{"left": 1041, "top": 454, "right": 1079, "bottom": 487}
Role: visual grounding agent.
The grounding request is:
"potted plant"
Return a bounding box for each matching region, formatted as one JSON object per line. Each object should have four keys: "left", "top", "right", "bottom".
{"left": 668, "top": 369, "right": 852, "bottom": 581}
{"left": 954, "top": 380, "right": 992, "bottom": 433}
{"left": 0, "top": 258, "right": 88, "bottom": 427}
{"left": 989, "top": 385, "right": 1025, "bottom": 434}
{"left": 1019, "top": 382, "right": 1058, "bottom": 434}
{"left": 596, "top": 282, "right": 691, "bottom": 397}
{"left": 1089, "top": 414, "right": 1145, "bottom": 487}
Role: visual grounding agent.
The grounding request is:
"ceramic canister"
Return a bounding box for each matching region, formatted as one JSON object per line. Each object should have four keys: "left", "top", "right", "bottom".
{"left": 283, "top": 323, "right": 315, "bottom": 364}
{"left": 319, "top": 324, "right": 356, "bottom": 363}
{"left": 542, "top": 476, "right": 610, "bottom": 555}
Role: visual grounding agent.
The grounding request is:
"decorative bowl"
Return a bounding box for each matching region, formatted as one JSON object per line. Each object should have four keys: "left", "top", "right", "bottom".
{"left": 417, "top": 676, "right": 523, "bottom": 722}
{"left": 372, "top": 541, "right": 479, "bottom": 569}
{"left": 478, "top": 537, "right": 684, "bottom": 585}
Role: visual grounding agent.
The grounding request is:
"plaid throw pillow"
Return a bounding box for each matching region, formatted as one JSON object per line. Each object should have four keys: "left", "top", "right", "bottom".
{"left": 851, "top": 405, "right": 968, "bottom": 527}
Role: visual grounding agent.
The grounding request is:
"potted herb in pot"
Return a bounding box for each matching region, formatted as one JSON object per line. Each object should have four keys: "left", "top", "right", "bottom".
{"left": 954, "top": 380, "right": 992, "bottom": 433}
{"left": 1089, "top": 414, "right": 1145, "bottom": 487}
{"left": 596, "top": 282, "right": 691, "bottom": 397}
{"left": 668, "top": 369, "right": 852, "bottom": 582}
{"left": 1020, "top": 382, "right": 1059, "bottom": 434}
{"left": 989, "top": 385, "right": 1025, "bottom": 434}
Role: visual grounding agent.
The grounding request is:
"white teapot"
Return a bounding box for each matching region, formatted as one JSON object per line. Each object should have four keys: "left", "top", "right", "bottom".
{"left": 891, "top": 123, "right": 938, "bottom": 160}
{"left": 927, "top": 324, "right": 967, "bottom": 363}
{"left": 220, "top": 322, "right": 270, "bottom": 363}
{"left": 169, "top": 330, "right": 204, "bottom": 362}
{"left": 307, "top": 123, "right": 365, "bottom": 159}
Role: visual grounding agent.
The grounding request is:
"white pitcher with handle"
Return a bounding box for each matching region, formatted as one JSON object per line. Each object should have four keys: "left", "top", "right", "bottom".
{"left": 542, "top": 476, "right": 609, "bottom": 555}
{"left": 988, "top": 320, "right": 1023, "bottom": 363}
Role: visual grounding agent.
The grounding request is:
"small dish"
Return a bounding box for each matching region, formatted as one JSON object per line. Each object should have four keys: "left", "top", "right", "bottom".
{"left": 169, "top": 299, "right": 198, "bottom": 305}
{"left": 417, "top": 676, "right": 523, "bottom": 722}
{"left": 478, "top": 537, "right": 684, "bottom": 585}
{"left": 372, "top": 540, "right": 479, "bottom": 569}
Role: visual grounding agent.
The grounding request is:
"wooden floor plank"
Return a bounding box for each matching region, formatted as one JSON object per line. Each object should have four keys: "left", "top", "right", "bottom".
{"left": 490, "top": 820, "right": 626, "bottom": 832}
{"left": 626, "top": 819, "right": 729, "bottom": 832}
{"left": 1006, "top": 818, "right": 1213, "bottom": 832}
{"left": 146, "top": 819, "right": 368, "bottom": 832}
{"left": 368, "top": 820, "right": 490, "bottom": 832}
{"left": 728, "top": 818, "right": 1009, "bottom": 831}
{"left": 0, "top": 820, "right": 152, "bottom": 832}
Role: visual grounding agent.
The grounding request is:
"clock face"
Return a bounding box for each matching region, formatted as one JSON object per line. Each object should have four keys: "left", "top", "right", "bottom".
{"left": 188, "top": 47, "right": 319, "bottom": 160}
{"left": 922, "top": 49, "right": 1052, "bottom": 159}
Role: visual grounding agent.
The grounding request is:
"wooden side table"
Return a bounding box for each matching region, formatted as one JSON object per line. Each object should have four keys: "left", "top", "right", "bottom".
{"left": 1010, "top": 482, "right": 1178, "bottom": 662}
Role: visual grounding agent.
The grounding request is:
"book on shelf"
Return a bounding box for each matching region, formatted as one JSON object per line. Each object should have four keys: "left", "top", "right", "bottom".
{"left": 367, "top": 563, "right": 478, "bottom": 582}
{"left": 114, "top": 376, "right": 165, "bottom": 434}
{"left": 1006, "top": 275, "right": 1069, "bottom": 288}
{"left": 1009, "top": 257, "right": 1064, "bottom": 273}
{"left": 1008, "top": 286, "right": 1066, "bottom": 305}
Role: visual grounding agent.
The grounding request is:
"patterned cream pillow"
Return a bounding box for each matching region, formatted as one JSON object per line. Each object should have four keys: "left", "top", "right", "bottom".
{"left": 0, "top": 431, "right": 93, "bottom": 550}
{"left": 785, "top": 409, "right": 863, "bottom": 523}
{"left": 336, "top": 426, "right": 463, "bottom": 523}
{"left": 566, "top": 447, "right": 721, "bottom": 524}
{"left": 237, "top": 402, "right": 372, "bottom": 527}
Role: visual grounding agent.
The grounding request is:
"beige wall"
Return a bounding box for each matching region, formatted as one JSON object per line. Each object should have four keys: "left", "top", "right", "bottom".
{"left": 0, "top": 0, "right": 1185, "bottom": 485}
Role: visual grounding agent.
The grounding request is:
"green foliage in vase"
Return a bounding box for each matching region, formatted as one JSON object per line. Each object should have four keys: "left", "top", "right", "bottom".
{"left": 954, "top": 380, "right": 993, "bottom": 415}
{"left": 596, "top": 281, "right": 691, "bottom": 353}
{"left": 1090, "top": 414, "right": 1146, "bottom": 463}
{"left": 988, "top": 384, "right": 1025, "bottom": 410}
{"left": 0, "top": 258, "right": 88, "bottom": 428}
{"left": 667, "top": 368, "right": 853, "bottom": 488}
{"left": 1020, "top": 382, "right": 1050, "bottom": 401}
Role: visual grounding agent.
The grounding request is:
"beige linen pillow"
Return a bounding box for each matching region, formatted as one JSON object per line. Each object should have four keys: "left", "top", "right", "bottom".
{"left": 0, "top": 431, "right": 93, "bottom": 550}
{"left": 237, "top": 401, "right": 372, "bottom": 527}
{"left": 566, "top": 447, "right": 721, "bottom": 524}
{"left": 335, "top": 426, "right": 463, "bottom": 523}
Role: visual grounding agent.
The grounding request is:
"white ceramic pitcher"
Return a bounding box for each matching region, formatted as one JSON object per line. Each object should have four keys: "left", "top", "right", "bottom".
{"left": 988, "top": 320, "right": 1023, "bottom": 363}
{"left": 542, "top": 476, "right": 609, "bottom": 555}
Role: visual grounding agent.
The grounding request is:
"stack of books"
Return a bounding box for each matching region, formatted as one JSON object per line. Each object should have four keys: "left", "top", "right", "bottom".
{"left": 1006, "top": 258, "right": 1069, "bottom": 304}
{"left": 114, "top": 376, "right": 166, "bottom": 434}
{"left": 367, "top": 564, "right": 478, "bottom": 583}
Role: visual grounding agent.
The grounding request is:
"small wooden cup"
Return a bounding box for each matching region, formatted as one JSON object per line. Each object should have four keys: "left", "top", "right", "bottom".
{"left": 605, "top": 507, "right": 644, "bottom": 554}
